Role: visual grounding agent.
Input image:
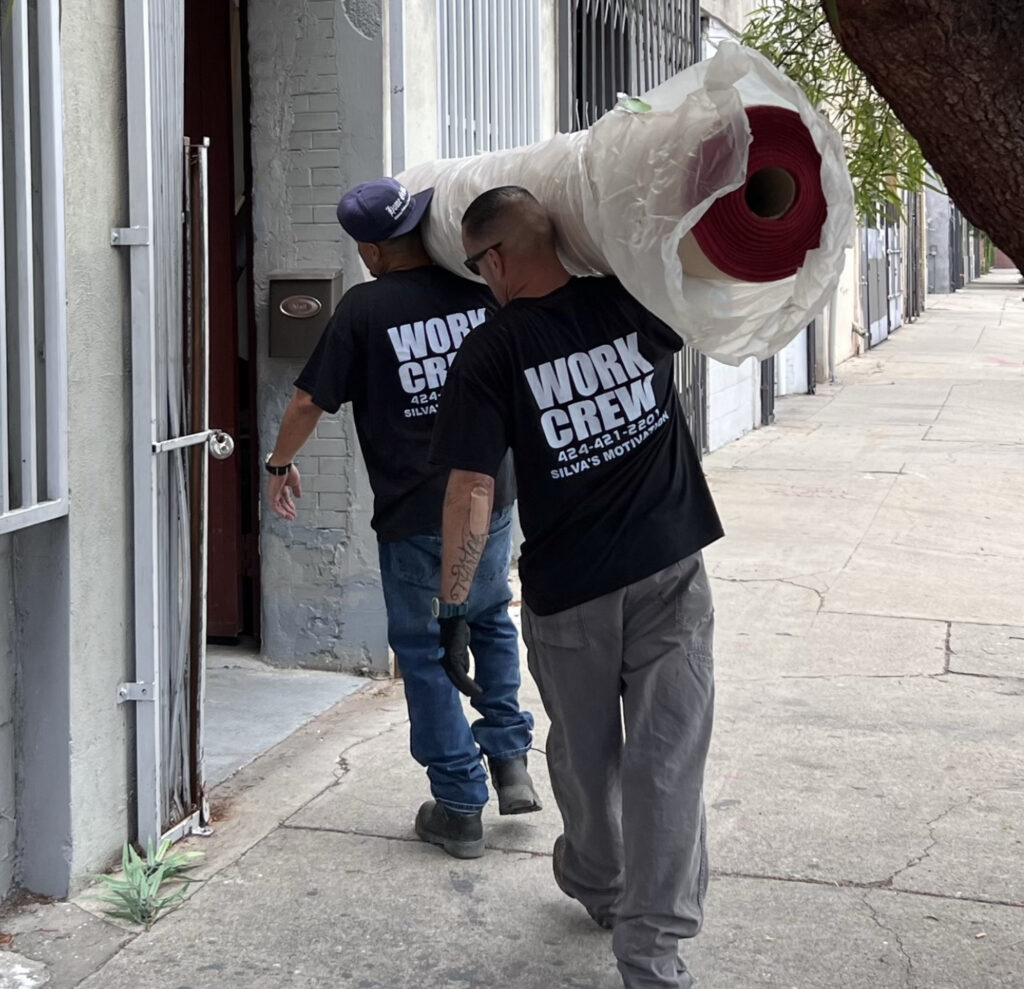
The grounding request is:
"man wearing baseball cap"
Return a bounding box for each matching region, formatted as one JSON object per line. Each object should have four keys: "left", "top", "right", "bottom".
{"left": 264, "top": 177, "right": 539, "bottom": 858}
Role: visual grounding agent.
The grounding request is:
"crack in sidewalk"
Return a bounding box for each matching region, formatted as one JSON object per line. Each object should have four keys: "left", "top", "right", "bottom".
{"left": 887, "top": 791, "right": 992, "bottom": 889}
{"left": 710, "top": 867, "right": 1024, "bottom": 909}
{"left": 276, "top": 824, "right": 1024, "bottom": 912}
{"left": 712, "top": 573, "right": 829, "bottom": 614}
{"left": 861, "top": 894, "right": 916, "bottom": 988}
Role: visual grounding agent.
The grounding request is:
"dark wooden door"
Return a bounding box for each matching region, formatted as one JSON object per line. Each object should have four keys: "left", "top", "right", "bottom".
{"left": 184, "top": 0, "right": 260, "bottom": 641}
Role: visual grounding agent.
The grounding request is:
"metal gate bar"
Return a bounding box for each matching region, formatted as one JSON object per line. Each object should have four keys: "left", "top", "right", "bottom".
{"left": 760, "top": 358, "right": 775, "bottom": 425}
{"left": 560, "top": 0, "right": 706, "bottom": 450}
{"left": 805, "top": 320, "right": 817, "bottom": 395}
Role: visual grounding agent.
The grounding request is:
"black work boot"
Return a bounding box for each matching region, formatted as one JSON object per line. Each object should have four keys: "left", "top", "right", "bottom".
{"left": 489, "top": 755, "right": 542, "bottom": 815}
{"left": 415, "top": 800, "right": 485, "bottom": 859}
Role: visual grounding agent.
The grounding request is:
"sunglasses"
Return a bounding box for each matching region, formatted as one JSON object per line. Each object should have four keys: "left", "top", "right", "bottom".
{"left": 463, "top": 242, "right": 502, "bottom": 275}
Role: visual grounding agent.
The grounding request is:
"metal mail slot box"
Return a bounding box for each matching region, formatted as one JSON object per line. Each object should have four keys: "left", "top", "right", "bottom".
{"left": 268, "top": 269, "right": 343, "bottom": 359}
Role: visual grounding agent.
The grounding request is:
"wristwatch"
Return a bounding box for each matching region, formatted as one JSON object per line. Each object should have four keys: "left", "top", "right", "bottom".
{"left": 265, "top": 453, "right": 292, "bottom": 476}
{"left": 432, "top": 597, "right": 468, "bottom": 619}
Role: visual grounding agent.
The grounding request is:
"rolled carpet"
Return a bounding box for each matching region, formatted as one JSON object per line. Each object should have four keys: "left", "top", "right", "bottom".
{"left": 398, "top": 42, "right": 854, "bottom": 365}
{"left": 690, "top": 105, "right": 828, "bottom": 283}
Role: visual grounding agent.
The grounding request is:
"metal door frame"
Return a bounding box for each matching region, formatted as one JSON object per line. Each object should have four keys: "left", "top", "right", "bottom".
{"left": 118, "top": 0, "right": 231, "bottom": 847}
{"left": 884, "top": 206, "right": 903, "bottom": 333}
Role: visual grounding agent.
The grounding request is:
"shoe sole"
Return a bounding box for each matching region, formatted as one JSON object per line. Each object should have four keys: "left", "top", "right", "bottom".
{"left": 415, "top": 821, "right": 486, "bottom": 860}
{"left": 497, "top": 784, "right": 543, "bottom": 816}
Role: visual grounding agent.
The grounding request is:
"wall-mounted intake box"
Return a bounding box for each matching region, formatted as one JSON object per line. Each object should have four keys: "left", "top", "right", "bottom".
{"left": 268, "top": 270, "right": 343, "bottom": 359}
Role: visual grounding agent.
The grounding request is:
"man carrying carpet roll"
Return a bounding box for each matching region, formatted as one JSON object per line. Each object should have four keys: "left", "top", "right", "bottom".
{"left": 431, "top": 185, "right": 723, "bottom": 989}
{"left": 265, "top": 177, "right": 540, "bottom": 860}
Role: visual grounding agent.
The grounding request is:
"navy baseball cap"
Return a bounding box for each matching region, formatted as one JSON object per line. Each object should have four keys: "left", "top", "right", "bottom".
{"left": 336, "top": 178, "right": 434, "bottom": 243}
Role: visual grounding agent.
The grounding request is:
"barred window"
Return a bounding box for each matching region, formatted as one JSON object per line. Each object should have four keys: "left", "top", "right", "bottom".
{"left": 437, "top": 0, "right": 543, "bottom": 156}
{"left": 1, "top": 0, "right": 67, "bottom": 532}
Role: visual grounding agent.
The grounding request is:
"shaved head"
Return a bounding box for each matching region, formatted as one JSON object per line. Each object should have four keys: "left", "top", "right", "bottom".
{"left": 460, "top": 186, "right": 567, "bottom": 304}
{"left": 462, "top": 186, "right": 558, "bottom": 256}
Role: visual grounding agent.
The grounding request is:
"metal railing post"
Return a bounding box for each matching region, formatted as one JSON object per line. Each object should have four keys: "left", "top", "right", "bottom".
{"left": 122, "top": 0, "right": 164, "bottom": 848}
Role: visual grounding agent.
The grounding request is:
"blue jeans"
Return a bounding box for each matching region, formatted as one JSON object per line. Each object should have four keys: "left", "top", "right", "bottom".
{"left": 377, "top": 507, "right": 534, "bottom": 814}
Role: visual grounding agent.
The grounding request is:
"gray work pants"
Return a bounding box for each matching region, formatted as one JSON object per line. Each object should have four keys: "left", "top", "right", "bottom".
{"left": 523, "top": 554, "right": 715, "bottom": 989}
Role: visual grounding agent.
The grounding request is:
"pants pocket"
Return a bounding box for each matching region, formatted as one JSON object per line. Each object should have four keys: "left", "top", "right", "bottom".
{"left": 659, "top": 556, "right": 714, "bottom": 668}
{"left": 523, "top": 604, "right": 589, "bottom": 652}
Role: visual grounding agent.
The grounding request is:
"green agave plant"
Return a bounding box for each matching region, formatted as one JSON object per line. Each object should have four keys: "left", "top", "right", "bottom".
{"left": 88, "top": 838, "right": 204, "bottom": 927}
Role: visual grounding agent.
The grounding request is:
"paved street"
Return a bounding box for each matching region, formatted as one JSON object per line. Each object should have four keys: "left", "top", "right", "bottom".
{"left": 4, "top": 273, "right": 1023, "bottom": 988}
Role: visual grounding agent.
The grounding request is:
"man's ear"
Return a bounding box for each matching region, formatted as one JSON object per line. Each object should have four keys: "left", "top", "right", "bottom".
{"left": 489, "top": 247, "right": 506, "bottom": 280}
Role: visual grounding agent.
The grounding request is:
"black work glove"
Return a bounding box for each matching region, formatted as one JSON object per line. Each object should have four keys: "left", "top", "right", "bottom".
{"left": 438, "top": 616, "right": 482, "bottom": 699}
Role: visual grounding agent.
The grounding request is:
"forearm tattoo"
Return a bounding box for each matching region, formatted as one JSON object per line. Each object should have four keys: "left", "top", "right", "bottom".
{"left": 447, "top": 530, "right": 486, "bottom": 602}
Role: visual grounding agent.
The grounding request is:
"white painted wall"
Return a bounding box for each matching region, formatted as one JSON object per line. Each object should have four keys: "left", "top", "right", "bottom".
{"left": 832, "top": 247, "right": 860, "bottom": 370}
{"left": 399, "top": 0, "right": 440, "bottom": 169}
{"left": 706, "top": 357, "right": 760, "bottom": 452}
{"left": 702, "top": 0, "right": 762, "bottom": 35}
{"left": 777, "top": 329, "right": 810, "bottom": 396}
{"left": 60, "top": 0, "right": 135, "bottom": 885}
{"left": 539, "top": 0, "right": 559, "bottom": 138}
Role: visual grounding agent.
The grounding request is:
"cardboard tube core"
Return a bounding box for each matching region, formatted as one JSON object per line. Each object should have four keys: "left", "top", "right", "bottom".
{"left": 744, "top": 167, "right": 797, "bottom": 219}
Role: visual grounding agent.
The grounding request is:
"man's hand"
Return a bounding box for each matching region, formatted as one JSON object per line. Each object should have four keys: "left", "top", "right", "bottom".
{"left": 439, "top": 616, "right": 481, "bottom": 698}
{"left": 268, "top": 465, "right": 303, "bottom": 521}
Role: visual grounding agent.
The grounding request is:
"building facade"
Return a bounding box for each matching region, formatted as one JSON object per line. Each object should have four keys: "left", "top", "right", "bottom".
{"left": 0, "top": 0, "right": 985, "bottom": 903}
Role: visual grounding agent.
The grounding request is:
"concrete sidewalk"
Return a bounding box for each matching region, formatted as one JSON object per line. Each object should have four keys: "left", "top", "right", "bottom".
{"left": 4, "top": 274, "right": 1023, "bottom": 989}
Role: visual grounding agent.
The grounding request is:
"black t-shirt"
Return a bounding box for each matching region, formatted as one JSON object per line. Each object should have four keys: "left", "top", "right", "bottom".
{"left": 296, "top": 265, "right": 514, "bottom": 541}
{"left": 430, "top": 276, "right": 723, "bottom": 615}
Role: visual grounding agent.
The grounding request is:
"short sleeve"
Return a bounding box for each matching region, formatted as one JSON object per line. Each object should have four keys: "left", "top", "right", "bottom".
{"left": 294, "top": 295, "right": 360, "bottom": 413}
{"left": 430, "top": 333, "right": 510, "bottom": 478}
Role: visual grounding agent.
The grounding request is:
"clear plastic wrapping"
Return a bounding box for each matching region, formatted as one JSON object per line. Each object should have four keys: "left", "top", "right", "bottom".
{"left": 399, "top": 43, "right": 854, "bottom": 366}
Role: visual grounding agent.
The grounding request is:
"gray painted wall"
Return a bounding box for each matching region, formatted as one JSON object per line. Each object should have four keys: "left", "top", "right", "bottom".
{"left": 13, "top": 520, "right": 72, "bottom": 897}
{"left": 0, "top": 536, "right": 15, "bottom": 898}
{"left": 0, "top": 0, "right": 132, "bottom": 901}
{"left": 250, "top": 0, "right": 389, "bottom": 673}
{"left": 926, "top": 189, "right": 952, "bottom": 295}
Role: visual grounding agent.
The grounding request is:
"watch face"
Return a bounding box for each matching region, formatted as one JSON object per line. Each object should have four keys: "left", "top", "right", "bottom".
{"left": 431, "top": 597, "right": 440, "bottom": 619}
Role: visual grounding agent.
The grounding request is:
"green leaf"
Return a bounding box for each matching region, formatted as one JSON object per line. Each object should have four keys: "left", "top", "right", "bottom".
{"left": 616, "top": 95, "right": 652, "bottom": 114}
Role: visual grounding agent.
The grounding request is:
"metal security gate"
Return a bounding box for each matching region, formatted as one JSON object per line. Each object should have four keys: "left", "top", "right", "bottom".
{"left": 119, "top": 1, "right": 234, "bottom": 847}
{"left": 903, "top": 191, "right": 923, "bottom": 320}
{"left": 949, "top": 205, "right": 965, "bottom": 291}
{"left": 558, "top": 0, "right": 707, "bottom": 451}
{"left": 885, "top": 209, "right": 903, "bottom": 332}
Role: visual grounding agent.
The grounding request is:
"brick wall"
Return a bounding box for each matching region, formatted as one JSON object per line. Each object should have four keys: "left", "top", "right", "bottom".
{"left": 250, "top": 0, "right": 388, "bottom": 672}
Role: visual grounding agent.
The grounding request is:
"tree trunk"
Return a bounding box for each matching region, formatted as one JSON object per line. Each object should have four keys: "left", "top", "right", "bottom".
{"left": 825, "top": 0, "right": 1024, "bottom": 270}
